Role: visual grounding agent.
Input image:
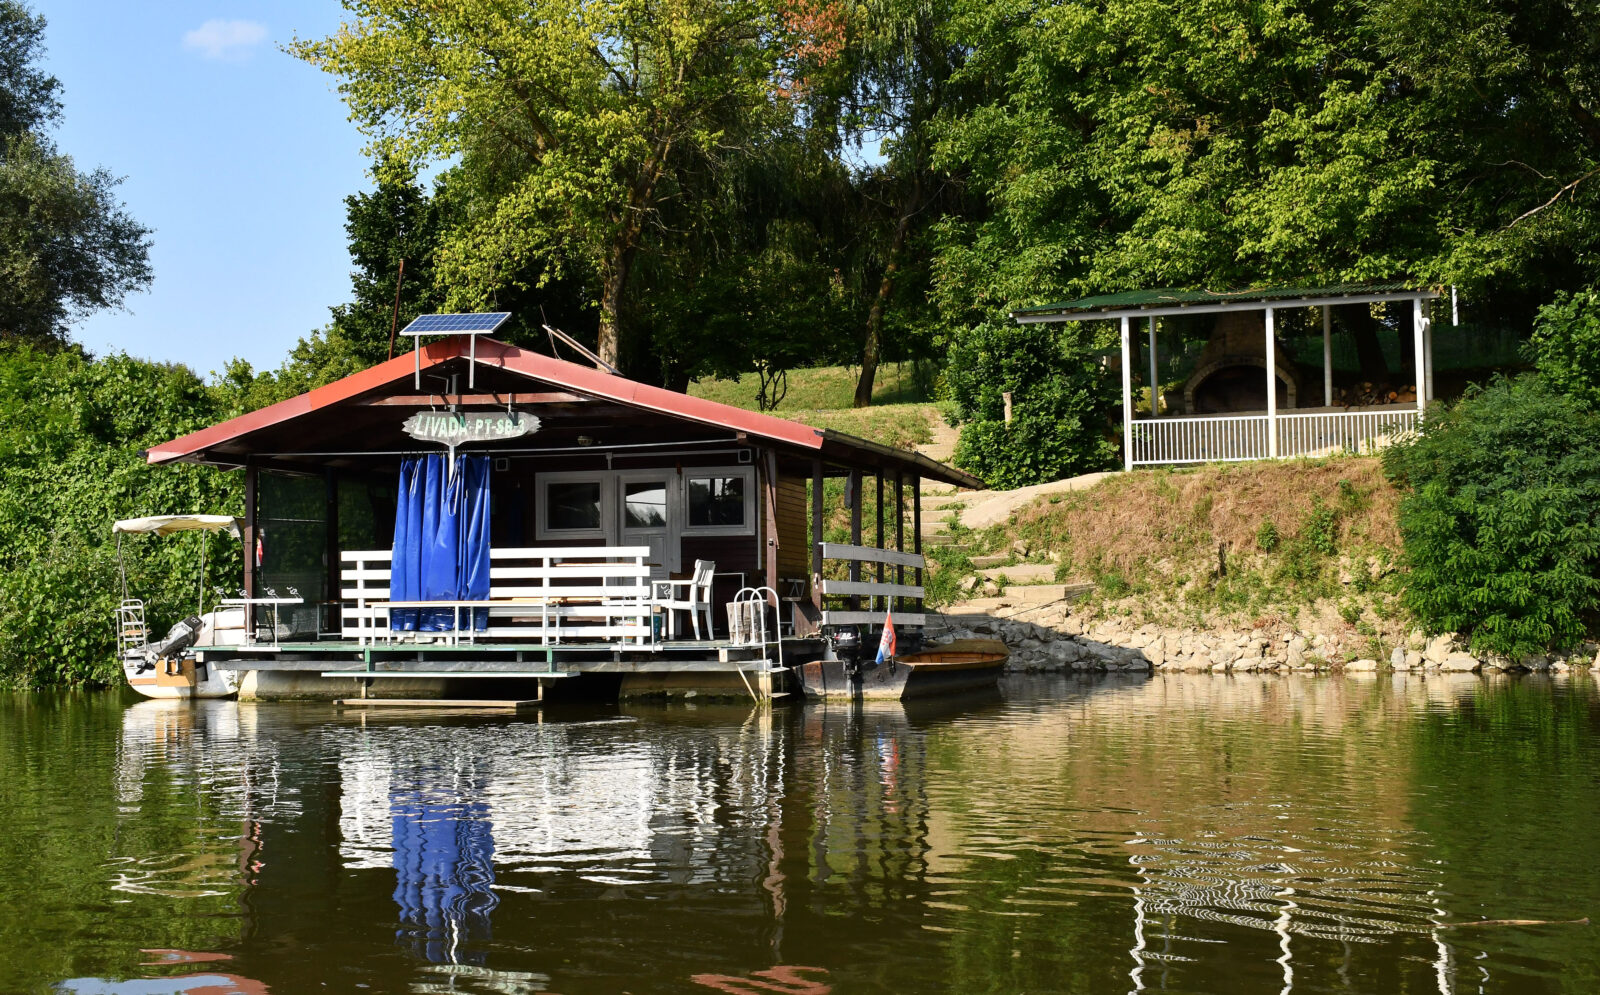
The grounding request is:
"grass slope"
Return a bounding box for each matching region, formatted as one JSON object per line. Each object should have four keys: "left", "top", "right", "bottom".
{"left": 942, "top": 457, "right": 1411, "bottom": 650}
{"left": 689, "top": 363, "right": 930, "bottom": 410}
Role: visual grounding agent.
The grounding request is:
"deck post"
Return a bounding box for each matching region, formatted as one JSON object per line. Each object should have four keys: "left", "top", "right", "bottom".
{"left": 1412, "top": 297, "right": 1428, "bottom": 414}
{"left": 1265, "top": 306, "right": 1278, "bottom": 458}
{"left": 763, "top": 449, "right": 780, "bottom": 597}
{"left": 848, "top": 469, "right": 863, "bottom": 612}
{"left": 912, "top": 475, "right": 923, "bottom": 615}
{"left": 1322, "top": 307, "right": 1333, "bottom": 406}
{"left": 1120, "top": 316, "right": 1133, "bottom": 470}
{"left": 810, "top": 459, "right": 824, "bottom": 613}
{"left": 243, "top": 461, "right": 257, "bottom": 599}
{"left": 875, "top": 473, "right": 886, "bottom": 594}
{"left": 894, "top": 472, "right": 904, "bottom": 613}
{"left": 1147, "top": 316, "right": 1158, "bottom": 418}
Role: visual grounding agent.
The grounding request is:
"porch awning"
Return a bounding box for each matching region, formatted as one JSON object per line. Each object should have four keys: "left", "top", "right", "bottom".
{"left": 1012, "top": 282, "right": 1440, "bottom": 323}
{"left": 113, "top": 514, "right": 241, "bottom": 538}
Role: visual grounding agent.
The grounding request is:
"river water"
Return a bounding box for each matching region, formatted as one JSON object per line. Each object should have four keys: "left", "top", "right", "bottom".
{"left": 2, "top": 674, "right": 1596, "bottom": 995}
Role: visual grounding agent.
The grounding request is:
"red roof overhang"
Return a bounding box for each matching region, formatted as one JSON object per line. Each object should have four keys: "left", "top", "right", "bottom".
{"left": 146, "top": 337, "right": 981, "bottom": 487}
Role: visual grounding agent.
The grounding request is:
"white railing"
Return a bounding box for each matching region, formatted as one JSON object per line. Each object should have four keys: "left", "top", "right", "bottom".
{"left": 816, "top": 543, "right": 927, "bottom": 627}
{"left": 340, "top": 545, "right": 652, "bottom": 646}
{"left": 1129, "top": 409, "right": 1419, "bottom": 465}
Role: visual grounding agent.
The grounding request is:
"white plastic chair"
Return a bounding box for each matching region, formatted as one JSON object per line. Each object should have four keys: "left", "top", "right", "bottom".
{"left": 655, "top": 559, "right": 715, "bottom": 639}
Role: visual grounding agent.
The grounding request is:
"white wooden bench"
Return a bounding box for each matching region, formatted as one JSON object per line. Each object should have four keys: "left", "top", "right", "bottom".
{"left": 816, "top": 542, "right": 926, "bottom": 627}
{"left": 340, "top": 546, "right": 652, "bottom": 646}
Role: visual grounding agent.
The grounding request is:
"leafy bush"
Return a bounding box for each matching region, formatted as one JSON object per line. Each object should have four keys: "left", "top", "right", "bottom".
{"left": 947, "top": 321, "right": 1118, "bottom": 488}
{"left": 1383, "top": 376, "right": 1600, "bottom": 656}
{"left": 0, "top": 343, "right": 243, "bottom": 688}
{"left": 1526, "top": 287, "right": 1600, "bottom": 410}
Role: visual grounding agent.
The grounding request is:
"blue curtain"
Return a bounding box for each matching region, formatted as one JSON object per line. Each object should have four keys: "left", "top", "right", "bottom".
{"left": 392, "top": 454, "right": 492, "bottom": 632}
{"left": 389, "top": 458, "right": 423, "bottom": 631}
{"left": 459, "top": 456, "right": 492, "bottom": 631}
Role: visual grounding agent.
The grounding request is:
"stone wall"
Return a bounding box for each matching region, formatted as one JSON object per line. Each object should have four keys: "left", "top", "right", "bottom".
{"left": 945, "top": 611, "right": 1599, "bottom": 677}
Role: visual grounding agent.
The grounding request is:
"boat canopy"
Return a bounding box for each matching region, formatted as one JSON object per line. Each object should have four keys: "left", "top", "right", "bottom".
{"left": 113, "top": 514, "right": 241, "bottom": 538}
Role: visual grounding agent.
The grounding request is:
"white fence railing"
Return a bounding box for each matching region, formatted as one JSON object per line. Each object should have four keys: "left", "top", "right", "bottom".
{"left": 1129, "top": 409, "right": 1419, "bottom": 465}
{"left": 340, "top": 545, "right": 652, "bottom": 646}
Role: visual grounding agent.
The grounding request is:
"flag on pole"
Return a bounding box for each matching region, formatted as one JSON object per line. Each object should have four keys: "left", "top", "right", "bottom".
{"left": 876, "top": 610, "right": 897, "bottom": 664}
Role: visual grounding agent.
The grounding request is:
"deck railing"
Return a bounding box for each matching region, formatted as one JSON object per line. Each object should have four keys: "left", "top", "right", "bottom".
{"left": 340, "top": 546, "right": 652, "bottom": 646}
{"left": 816, "top": 543, "right": 927, "bottom": 628}
{"left": 1128, "top": 408, "right": 1419, "bottom": 466}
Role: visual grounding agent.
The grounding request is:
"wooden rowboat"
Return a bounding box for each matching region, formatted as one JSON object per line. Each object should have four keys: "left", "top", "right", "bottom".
{"left": 796, "top": 638, "right": 1009, "bottom": 701}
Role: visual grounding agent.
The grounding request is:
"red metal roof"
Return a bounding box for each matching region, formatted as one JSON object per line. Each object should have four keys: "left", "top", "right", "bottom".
{"left": 146, "top": 337, "right": 980, "bottom": 486}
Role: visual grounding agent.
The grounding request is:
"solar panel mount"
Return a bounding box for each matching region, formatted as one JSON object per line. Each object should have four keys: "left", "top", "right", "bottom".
{"left": 398, "top": 312, "right": 513, "bottom": 388}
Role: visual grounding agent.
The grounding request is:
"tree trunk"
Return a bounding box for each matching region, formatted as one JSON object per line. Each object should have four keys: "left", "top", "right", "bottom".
{"left": 1340, "top": 304, "right": 1391, "bottom": 383}
{"left": 854, "top": 177, "right": 921, "bottom": 409}
{"left": 598, "top": 238, "right": 636, "bottom": 370}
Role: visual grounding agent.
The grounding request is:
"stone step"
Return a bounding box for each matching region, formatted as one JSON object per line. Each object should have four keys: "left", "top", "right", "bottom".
{"left": 969, "top": 554, "right": 1008, "bottom": 569}
{"left": 919, "top": 534, "right": 965, "bottom": 548}
{"left": 921, "top": 519, "right": 952, "bottom": 533}
{"left": 979, "top": 563, "right": 1058, "bottom": 584}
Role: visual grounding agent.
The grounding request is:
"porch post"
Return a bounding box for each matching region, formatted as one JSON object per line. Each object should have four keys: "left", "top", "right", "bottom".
{"left": 912, "top": 475, "right": 923, "bottom": 615}
{"left": 848, "top": 469, "right": 863, "bottom": 612}
{"left": 1423, "top": 301, "right": 1435, "bottom": 402}
{"left": 1265, "top": 306, "right": 1278, "bottom": 458}
{"left": 1412, "top": 297, "right": 1428, "bottom": 414}
{"left": 810, "top": 459, "right": 824, "bottom": 614}
{"left": 763, "top": 450, "right": 780, "bottom": 596}
{"left": 1120, "top": 316, "right": 1133, "bottom": 470}
{"left": 1321, "top": 307, "right": 1333, "bottom": 407}
{"left": 875, "top": 472, "right": 886, "bottom": 590}
{"left": 893, "top": 472, "right": 904, "bottom": 613}
{"left": 243, "top": 461, "right": 257, "bottom": 599}
{"left": 1147, "top": 316, "right": 1159, "bottom": 418}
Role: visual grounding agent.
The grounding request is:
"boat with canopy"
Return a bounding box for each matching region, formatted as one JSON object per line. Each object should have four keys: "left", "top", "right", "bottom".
{"left": 115, "top": 514, "right": 248, "bottom": 699}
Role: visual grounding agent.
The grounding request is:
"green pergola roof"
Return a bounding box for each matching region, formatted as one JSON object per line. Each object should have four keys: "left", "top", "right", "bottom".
{"left": 1013, "top": 282, "right": 1437, "bottom": 322}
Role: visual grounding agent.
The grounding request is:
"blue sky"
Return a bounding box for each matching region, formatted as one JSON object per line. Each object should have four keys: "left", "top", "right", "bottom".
{"left": 36, "top": 2, "right": 371, "bottom": 377}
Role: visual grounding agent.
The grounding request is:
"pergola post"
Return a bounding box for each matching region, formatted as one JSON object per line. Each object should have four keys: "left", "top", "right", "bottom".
{"left": 1265, "top": 306, "right": 1278, "bottom": 458}
{"left": 1120, "top": 316, "right": 1133, "bottom": 470}
{"left": 1147, "top": 316, "right": 1158, "bottom": 418}
{"left": 1412, "top": 297, "right": 1429, "bottom": 414}
{"left": 1321, "top": 307, "right": 1333, "bottom": 407}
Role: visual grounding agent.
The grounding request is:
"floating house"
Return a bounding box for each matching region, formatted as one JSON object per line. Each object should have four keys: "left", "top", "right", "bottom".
{"left": 145, "top": 322, "right": 981, "bottom": 700}
{"left": 1013, "top": 284, "right": 1443, "bottom": 468}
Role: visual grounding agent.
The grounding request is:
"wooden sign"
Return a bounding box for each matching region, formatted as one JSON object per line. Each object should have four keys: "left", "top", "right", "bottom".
{"left": 403, "top": 411, "right": 540, "bottom": 447}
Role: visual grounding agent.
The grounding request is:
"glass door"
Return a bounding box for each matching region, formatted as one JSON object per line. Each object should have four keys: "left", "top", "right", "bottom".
{"left": 619, "top": 475, "right": 679, "bottom": 580}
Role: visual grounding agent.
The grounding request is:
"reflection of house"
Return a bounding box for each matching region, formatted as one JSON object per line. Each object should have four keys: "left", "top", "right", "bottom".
{"left": 1013, "top": 285, "right": 1444, "bottom": 468}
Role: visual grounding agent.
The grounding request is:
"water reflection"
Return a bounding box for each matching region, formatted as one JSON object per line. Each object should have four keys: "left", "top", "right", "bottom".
{"left": 5, "top": 673, "right": 1597, "bottom": 994}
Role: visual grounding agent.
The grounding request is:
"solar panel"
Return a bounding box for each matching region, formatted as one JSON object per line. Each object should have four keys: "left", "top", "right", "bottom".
{"left": 400, "top": 312, "right": 512, "bottom": 335}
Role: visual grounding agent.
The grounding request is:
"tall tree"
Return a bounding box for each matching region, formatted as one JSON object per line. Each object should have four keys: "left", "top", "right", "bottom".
{"left": 294, "top": 0, "right": 813, "bottom": 375}
{"left": 0, "top": 2, "right": 150, "bottom": 346}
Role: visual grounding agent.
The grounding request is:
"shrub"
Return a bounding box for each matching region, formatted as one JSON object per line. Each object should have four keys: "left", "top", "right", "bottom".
{"left": 1527, "top": 287, "right": 1600, "bottom": 410}
{"left": 947, "top": 320, "right": 1119, "bottom": 488}
{"left": 1255, "top": 519, "right": 1280, "bottom": 552}
{"left": 1383, "top": 376, "right": 1600, "bottom": 656}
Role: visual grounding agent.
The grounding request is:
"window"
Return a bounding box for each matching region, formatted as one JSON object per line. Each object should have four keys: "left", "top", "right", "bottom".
{"left": 545, "top": 480, "right": 603, "bottom": 533}
{"left": 623, "top": 482, "right": 667, "bottom": 529}
{"left": 683, "top": 468, "right": 754, "bottom": 536}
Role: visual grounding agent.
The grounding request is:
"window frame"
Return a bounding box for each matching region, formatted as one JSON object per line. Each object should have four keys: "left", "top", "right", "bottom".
{"left": 681, "top": 467, "right": 756, "bottom": 537}
{"left": 535, "top": 472, "right": 612, "bottom": 541}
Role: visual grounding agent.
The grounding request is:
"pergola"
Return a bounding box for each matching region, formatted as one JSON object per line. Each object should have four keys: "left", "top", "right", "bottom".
{"left": 1013, "top": 284, "right": 1443, "bottom": 469}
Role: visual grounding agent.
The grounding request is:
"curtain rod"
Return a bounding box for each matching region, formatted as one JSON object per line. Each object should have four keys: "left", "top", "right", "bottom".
{"left": 253, "top": 436, "right": 743, "bottom": 458}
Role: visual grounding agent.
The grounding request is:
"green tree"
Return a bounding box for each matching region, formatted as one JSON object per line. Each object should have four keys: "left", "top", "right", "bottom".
{"left": 1383, "top": 376, "right": 1600, "bottom": 657}
{"left": 0, "top": 2, "right": 150, "bottom": 345}
{"left": 293, "top": 0, "right": 811, "bottom": 375}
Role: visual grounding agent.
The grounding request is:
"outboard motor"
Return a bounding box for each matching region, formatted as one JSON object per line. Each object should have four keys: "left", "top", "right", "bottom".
{"left": 827, "top": 625, "right": 864, "bottom": 677}
{"left": 133, "top": 615, "right": 205, "bottom": 671}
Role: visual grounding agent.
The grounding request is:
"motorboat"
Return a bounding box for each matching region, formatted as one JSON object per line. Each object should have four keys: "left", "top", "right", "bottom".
{"left": 795, "top": 636, "right": 1009, "bottom": 700}
{"left": 114, "top": 514, "right": 248, "bottom": 699}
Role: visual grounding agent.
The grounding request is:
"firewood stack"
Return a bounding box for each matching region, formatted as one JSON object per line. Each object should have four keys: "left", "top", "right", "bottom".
{"left": 1333, "top": 382, "right": 1417, "bottom": 407}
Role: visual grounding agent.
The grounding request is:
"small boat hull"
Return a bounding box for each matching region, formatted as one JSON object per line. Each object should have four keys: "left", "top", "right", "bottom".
{"left": 123, "top": 654, "right": 240, "bottom": 699}
{"left": 796, "top": 639, "right": 1009, "bottom": 701}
